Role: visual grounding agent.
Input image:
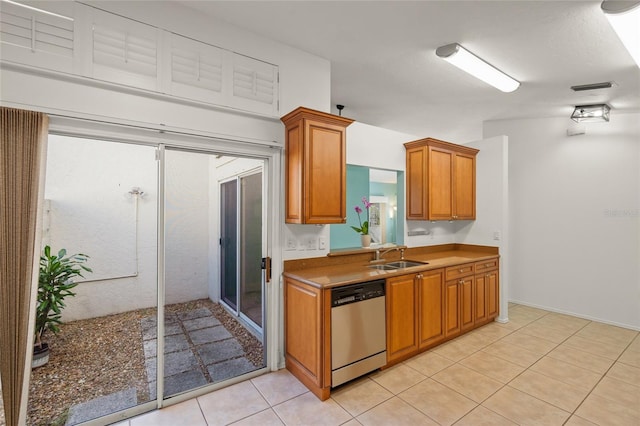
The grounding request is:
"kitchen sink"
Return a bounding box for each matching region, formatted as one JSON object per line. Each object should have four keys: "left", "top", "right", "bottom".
{"left": 384, "top": 260, "right": 428, "bottom": 268}
{"left": 368, "top": 260, "right": 428, "bottom": 270}
{"left": 367, "top": 264, "right": 398, "bottom": 270}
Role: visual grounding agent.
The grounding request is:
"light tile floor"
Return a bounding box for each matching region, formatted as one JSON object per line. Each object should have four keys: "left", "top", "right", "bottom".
{"left": 119, "top": 304, "right": 640, "bottom": 426}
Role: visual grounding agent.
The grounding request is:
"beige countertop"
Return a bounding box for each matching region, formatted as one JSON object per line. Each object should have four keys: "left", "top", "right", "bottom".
{"left": 283, "top": 249, "right": 499, "bottom": 289}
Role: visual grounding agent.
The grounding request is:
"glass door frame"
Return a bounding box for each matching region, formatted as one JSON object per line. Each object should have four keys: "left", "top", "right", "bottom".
{"left": 156, "top": 145, "right": 275, "bottom": 408}
{"left": 219, "top": 167, "right": 266, "bottom": 336}
{"left": 45, "top": 116, "right": 282, "bottom": 423}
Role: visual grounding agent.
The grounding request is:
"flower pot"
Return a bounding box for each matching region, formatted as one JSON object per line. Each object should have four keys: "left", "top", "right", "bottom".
{"left": 361, "top": 234, "right": 372, "bottom": 248}
{"left": 32, "top": 343, "right": 50, "bottom": 369}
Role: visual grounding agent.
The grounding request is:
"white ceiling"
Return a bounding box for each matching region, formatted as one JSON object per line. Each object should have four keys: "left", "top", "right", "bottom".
{"left": 181, "top": 1, "right": 640, "bottom": 141}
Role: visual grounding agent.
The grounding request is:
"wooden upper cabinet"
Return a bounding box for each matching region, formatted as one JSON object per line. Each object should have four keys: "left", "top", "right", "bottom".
{"left": 405, "top": 138, "right": 479, "bottom": 221}
{"left": 281, "top": 107, "right": 354, "bottom": 224}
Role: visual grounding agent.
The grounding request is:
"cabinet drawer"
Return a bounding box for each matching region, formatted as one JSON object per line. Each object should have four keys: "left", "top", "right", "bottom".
{"left": 445, "top": 263, "right": 475, "bottom": 280}
{"left": 475, "top": 258, "right": 498, "bottom": 273}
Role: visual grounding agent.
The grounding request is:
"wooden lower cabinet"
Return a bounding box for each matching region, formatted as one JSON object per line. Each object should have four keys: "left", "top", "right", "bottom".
{"left": 474, "top": 258, "right": 500, "bottom": 323}
{"left": 474, "top": 273, "right": 489, "bottom": 324}
{"left": 418, "top": 269, "right": 446, "bottom": 348}
{"left": 484, "top": 269, "right": 500, "bottom": 320}
{"left": 283, "top": 277, "right": 331, "bottom": 400}
{"left": 443, "top": 259, "right": 475, "bottom": 337}
{"left": 284, "top": 256, "right": 500, "bottom": 399}
{"left": 386, "top": 273, "right": 419, "bottom": 363}
{"left": 387, "top": 269, "right": 446, "bottom": 364}
{"left": 460, "top": 275, "right": 475, "bottom": 332}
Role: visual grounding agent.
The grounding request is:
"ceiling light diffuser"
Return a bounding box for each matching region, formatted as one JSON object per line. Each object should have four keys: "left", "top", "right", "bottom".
{"left": 435, "top": 43, "right": 520, "bottom": 93}
{"left": 571, "top": 104, "right": 611, "bottom": 122}
{"left": 602, "top": 0, "right": 640, "bottom": 67}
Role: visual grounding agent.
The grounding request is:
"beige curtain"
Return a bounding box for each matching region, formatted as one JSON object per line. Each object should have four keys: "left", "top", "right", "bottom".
{"left": 0, "top": 107, "right": 48, "bottom": 426}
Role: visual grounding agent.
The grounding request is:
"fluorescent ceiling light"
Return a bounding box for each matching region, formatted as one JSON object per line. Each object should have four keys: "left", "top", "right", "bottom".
{"left": 602, "top": 0, "right": 640, "bottom": 67}
{"left": 435, "top": 43, "right": 520, "bottom": 93}
{"left": 571, "top": 104, "right": 611, "bottom": 122}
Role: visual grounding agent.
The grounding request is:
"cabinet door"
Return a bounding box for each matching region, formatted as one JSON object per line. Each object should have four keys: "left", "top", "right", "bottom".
{"left": 285, "top": 278, "right": 323, "bottom": 386}
{"left": 304, "top": 120, "right": 346, "bottom": 224}
{"left": 460, "top": 276, "right": 475, "bottom": 332}
{"left": 474, "top": 274, "right": 488, "bottom": 324}
{"left": 387, "top": 274, "right": 419, "bottom": 362}
{"left": 453, "top": 152, "right": 476, "bottom": 220}
{"left": 486, "top": 270, "right": 499, "bottom": 319}
{"left": 444, "top": 279, "right": 461, "bottom": 337}
{"left": 428, "top": 146, "right": 454, "bottom": 220}
{"left": 406, "top": 146, "right": 428, "bottom": 220}
{"left": 285, "top": 122, "right": 304, "bottom": 222}
{"left": 418, "top": 269, "right": 445, "bottom": 348}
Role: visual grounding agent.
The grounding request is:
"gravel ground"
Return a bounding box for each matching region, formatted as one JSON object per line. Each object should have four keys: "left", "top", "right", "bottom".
{"left": 26, "top": 299, "right": 263, "bottom": 425}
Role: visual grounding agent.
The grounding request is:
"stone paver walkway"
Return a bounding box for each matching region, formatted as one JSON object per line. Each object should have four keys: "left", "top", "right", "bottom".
{"left": 140, "top": 307, "right": 257, "bottom": 398}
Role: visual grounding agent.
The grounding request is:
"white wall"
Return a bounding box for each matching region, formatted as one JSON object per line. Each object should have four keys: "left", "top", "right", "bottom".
{"left": 456, "top": 136, "right": 509, "bottom": 321}
{"left": 484, "top": 113, "right": 640, "bottom": 329}
{"left": 45, "top": 136, "right": 159, "bottom": 321}
{"left": 164, "top": 150, "right": 211, "bottom": 305}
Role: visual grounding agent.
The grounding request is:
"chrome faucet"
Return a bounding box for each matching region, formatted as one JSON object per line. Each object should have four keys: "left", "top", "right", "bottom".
{"left": 373, "top": 246, "right": 399, "bottom": 262}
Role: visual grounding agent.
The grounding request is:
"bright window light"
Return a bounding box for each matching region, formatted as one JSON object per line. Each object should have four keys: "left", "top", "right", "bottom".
{"left": 435, "top": 43, "right": 520, "bottom": 93}
{"left": 2, "top": 0, "right": 73, "bottom": 21}
{"left": 602, "top": 1, "right": 640, "bottom": 68}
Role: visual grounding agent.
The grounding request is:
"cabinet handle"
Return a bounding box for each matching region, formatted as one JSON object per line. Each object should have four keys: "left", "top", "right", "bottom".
{"left": 416, "top": 274, "right": 423, "bottom": 279}
{"left": 485, "top": 263, "right": 491, "bottom": 267}
{"left": 459, "top": 268, "right": 463, "bottom": 273}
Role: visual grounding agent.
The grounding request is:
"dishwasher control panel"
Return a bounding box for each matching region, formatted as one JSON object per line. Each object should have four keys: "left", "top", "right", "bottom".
{"left": 331, "top": 280, "right": 385, "bottom": 307}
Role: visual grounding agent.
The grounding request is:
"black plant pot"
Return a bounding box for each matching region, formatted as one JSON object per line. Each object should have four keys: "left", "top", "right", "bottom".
{"left": 32, "top": 343, "right": 50, "bottom": 369}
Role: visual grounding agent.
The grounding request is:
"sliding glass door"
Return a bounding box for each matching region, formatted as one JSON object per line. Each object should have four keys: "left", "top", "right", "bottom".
{"left": 220, "top": 179, "right": 238, "bottom": 310}
{"left": 163, "top": 149, "right": 266, "bottom": 399}
{"left": 220, "top": 169, "right": 264, "bottom": 334}
{"left": 29, "top": 134, "right": 271, "bottom": 424}
{"left": 239, "top": 171, "right": 263, "bottom": 328}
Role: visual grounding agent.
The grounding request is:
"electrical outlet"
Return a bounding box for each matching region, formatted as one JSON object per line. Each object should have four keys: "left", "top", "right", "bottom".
{"left": 307, "top": 237, "right": 317, "bottom": 250}
{"left": 493, "top": 231, "right": 501, "bottom": 241}
{"left": 318, "top": 237, "right": 326, "bottom": 250}
{"left": 286, "top": 237, "right": 297, "bottom": 250}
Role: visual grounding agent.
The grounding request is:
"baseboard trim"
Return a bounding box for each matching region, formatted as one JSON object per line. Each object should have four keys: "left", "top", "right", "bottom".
{"left": 508, "top": 299, "right": 639, "bottom": 332}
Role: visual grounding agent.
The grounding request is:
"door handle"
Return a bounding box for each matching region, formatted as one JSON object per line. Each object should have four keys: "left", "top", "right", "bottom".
{"left": 261, "top": 257, "right": 272, "bottom": 283}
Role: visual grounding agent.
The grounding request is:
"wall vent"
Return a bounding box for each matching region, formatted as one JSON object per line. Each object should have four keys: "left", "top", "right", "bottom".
{"left": 570, "top": 82, "right": 613, "bottom": 91}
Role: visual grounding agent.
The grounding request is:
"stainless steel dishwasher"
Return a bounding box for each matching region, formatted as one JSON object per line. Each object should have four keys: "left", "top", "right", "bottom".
{"left": 331, "top": 280, "right": 387, "bottom": 387}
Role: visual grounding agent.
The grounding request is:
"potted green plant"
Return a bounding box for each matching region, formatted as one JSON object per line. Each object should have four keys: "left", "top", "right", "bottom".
{"left": 351, "top": 196, "right": 371, "bottom": 247}
{"left": 33, "top": 245, "right": 91, "bottom": 368}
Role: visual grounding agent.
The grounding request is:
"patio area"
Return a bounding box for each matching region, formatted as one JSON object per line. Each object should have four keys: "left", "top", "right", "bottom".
{"left": 27, "top": 299, "right": 264, "bottom": 425}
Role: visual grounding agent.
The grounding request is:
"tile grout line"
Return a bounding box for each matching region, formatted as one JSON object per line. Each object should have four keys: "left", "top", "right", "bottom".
{"left": 434, "top": 311, "right": 578, "bottom": 424}
{"left": 567, "top": 331, "right": 640, "bottom": 425}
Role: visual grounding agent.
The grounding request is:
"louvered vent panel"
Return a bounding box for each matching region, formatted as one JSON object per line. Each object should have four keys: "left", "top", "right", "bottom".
{"left": 0, "top": 1, "right": 73, "bottom": 57}
{"left": 171, "top": 49, "right": 222, "bottom": 92}
{"left": 93, "top": 24, "right": 156, "bottom": 77}
{"left": 233, "top": 56, "right": 276, "bottom": 105}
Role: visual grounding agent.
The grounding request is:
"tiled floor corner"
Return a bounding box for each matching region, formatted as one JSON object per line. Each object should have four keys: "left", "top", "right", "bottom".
{"left": 123, "top": 304, "right": 640, "bottom": 425}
